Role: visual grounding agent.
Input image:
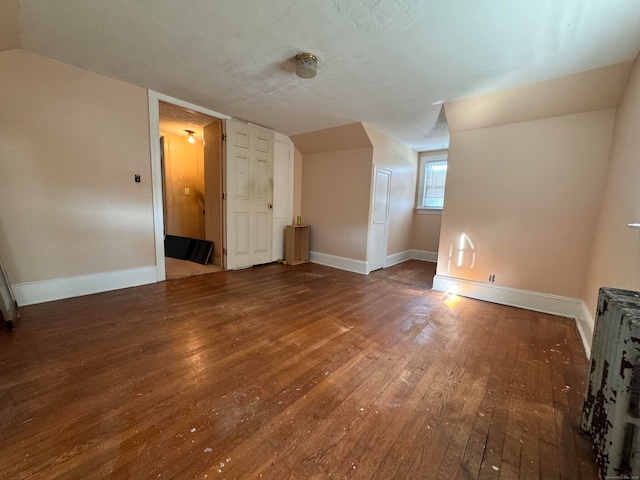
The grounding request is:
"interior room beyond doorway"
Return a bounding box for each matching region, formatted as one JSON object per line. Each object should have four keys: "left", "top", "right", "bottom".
{"left": 159, "top": 101, "right": 224, "bottom": 279}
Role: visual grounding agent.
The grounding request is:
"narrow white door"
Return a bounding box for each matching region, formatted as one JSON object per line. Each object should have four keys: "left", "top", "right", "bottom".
{"left": 272, "top": 134, "right": 294, "bottom": 261}
{"left": 369, "top": 167, "right": 391, "bottom": 272}
{"left": 225, "top": 120, "right": 274, "bottom": 269}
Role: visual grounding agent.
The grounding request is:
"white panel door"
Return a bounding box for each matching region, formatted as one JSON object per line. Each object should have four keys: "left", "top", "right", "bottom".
{"left": 272, "top": 134, "right": 294, "bottom": 261}
{"left": 225, "top": 120, "right": 274, "bottom": 269}
{"left": 369, "top": 167, "right": 391, "bottom": 272}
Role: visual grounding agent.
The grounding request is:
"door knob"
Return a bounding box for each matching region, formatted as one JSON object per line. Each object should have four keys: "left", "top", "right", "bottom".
{"left": 268, "top": 204, "right": 273, "bottom": 209}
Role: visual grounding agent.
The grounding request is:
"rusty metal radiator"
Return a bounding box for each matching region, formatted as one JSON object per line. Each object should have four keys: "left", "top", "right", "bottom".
{"left": 0, "top": 255, "right": 18, "bottom": 331}
{"left": 582, "top": 287, "right": 640, "bottom": 478}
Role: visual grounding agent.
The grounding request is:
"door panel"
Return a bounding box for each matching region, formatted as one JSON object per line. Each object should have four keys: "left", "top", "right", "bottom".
{"left": 235, "top": 212, "right": 249, "bottom": 255}
{"left": 373, "top": 170, "right": 390, "bottom": 224}
{"left": 226, "top": 120, "right": 274, "bottom": 269}
{"left": 235, "top": 155, "right": 249, "bottom": 199}
{"left": 234, "top": 131, "right": 249, "bottom": 148}
{"left": 255, "top": 212, "right": 268, "bottom": 252}
{"left": 256, "top": 158, "right": 268, "bottom": 199}
{"left": 256, "top": 135, "right": 270, "bottom": 152}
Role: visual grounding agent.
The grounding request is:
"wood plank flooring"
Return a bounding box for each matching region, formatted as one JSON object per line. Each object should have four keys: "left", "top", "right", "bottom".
{"left": 0, "top": 260, "right": 597, "bottom": 479}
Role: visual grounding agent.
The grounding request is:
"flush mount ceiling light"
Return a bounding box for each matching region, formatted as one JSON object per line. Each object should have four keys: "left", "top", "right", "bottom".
{"left": 295, "top": 53, "right": 318, "bottom": 79}
{"left": 185, "top": 130, "right": 195, "bottom": 143}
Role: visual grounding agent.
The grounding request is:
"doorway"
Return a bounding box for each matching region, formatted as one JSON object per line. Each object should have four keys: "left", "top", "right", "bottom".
{"left": 148, "top": 92, "right": 293, "bottom": 281}
{"left": 155, "top": 99, "right": 226, "bottom": 280}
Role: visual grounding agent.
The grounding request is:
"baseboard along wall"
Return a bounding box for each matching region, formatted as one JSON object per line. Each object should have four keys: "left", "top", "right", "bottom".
{"left": 12, "top": 266, "right": 158, "bottom": 306}
{"left": 309, "top": 249, "right": 438, "bottom": 276}
{"left": 432, "top": 274, "right": 594, "bottom": 358}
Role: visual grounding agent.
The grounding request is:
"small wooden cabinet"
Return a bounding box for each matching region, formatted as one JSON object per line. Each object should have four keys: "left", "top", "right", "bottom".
{"left": 285, "top": 225, "right": 309, "bottom": 265}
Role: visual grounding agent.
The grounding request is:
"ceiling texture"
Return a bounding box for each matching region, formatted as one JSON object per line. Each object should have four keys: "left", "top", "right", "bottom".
{"left": 8, "top": 0, "right": 640, "bottom": 151}
{"left": 158, "top": 101, "right": 220, "bottom": 142}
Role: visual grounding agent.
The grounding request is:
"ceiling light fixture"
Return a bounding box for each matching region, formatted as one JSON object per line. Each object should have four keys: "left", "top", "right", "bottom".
{"left": 185, "top": 130, "right": 195, "bottom": 143}
{"left": 295, "top": 53, "right": 318, "bottom": 79}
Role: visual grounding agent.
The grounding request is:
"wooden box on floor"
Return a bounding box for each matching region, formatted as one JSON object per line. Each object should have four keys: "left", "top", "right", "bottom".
{"left": 285, "top": 225, "right": 309, "bottom": 265}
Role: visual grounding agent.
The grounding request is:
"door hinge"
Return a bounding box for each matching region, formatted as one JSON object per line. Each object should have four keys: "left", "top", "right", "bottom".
{"left": 223, "top": 248, "right": 227, "bottom": 255}
{"left": 222, "top": 133, "right": 227, "bottom": 141}
{"left": 222, "top": 192, "right": 226, "bottom": 200}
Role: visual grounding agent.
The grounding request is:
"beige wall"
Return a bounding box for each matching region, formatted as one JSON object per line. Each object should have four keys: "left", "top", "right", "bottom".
{"left": 363, "top": 124, "right": 417, "bottom": 256}
{"left": 583, "top": 54, "right": 640, "bottom": 315}
{"left": 295, "top": 122, "right": 433, "bottom": 264}
{"left": 0, "top": 50, "right": 154, "bottom": 284}
{"left": 293, "top": 123, "right": 374, "bottom": 262}
{"left": 439, "top": 109, "right": 616, "bottom": 298}
{"left": 411, "top": 214, "right": 442, "bottom": 253}
{"left": 411, "top": 149, "right": 446, "bottom": 253}
{"left": 301, "top": 147, "right": 373, "bottom": 261}
{"left": 0, "top": 0, "right": 19, "bottom": 52}
{"left": 161, "top": 133, "right": 205, "bottom": 239}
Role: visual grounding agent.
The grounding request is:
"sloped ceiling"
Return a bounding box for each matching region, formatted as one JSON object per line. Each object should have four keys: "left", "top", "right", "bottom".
{"left": 291, "top": 123, "right": 372, "bottom": 155}
{"left": 446, "top": 62, "right": 633, "bottom": 133}
{"left": 9, "top": 0, "right": 640, "bottom": 151}
{"left": 158, "top": 101, "right": 220, "bottom": 142}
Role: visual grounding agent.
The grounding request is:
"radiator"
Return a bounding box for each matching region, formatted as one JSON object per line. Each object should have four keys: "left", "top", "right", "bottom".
{"left": 582, "top": 287, "right": 640, "bottom": 478}
{"left": 0, "top": 255, "right": 18, "bottom": 331}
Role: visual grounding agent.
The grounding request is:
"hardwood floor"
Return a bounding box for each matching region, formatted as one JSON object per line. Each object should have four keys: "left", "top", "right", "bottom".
{"left": 165, "top": 257, "right": 223, "bottom": 280}
{"left": 0, "top": 260, "right": 597, "bottom": 479}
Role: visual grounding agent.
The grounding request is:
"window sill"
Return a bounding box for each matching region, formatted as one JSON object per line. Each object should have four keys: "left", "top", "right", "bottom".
{"left": 415, "top": 208, "right": 443, "bottom": 215}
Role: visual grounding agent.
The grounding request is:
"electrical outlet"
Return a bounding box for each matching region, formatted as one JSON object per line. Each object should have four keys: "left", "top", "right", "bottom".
{"left": 184, "top": 187, "right": 190, "bottom": 195}
{"left": 489, "top": 274, "right": 495, "bottom": 283}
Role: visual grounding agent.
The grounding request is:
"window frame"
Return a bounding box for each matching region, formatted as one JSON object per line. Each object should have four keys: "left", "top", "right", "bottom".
{"left": 416, "top": 153, "right": 448, "bottom": 214}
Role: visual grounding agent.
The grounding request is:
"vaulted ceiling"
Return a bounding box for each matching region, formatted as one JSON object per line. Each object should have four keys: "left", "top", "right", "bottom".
{"left": 3, "top": 0, "right": 640, "bottom": 151}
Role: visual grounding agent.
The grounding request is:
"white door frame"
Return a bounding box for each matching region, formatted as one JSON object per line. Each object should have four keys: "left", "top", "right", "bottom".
{"left": 272, "top": 132, "right": 294, "bottom": 262}
{"left": 148, "top": 91, "right": 230, "bottom": 281}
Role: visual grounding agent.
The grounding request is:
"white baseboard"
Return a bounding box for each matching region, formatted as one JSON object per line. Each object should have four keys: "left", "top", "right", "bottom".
{"left": 309, "top": 251, "right": 368, "bottom": 275}
{"left": 12, "top": 266, "right": 158, "bottom": 306}
{"left": 409, "top": 249, "right": 438, "bottom": 263}
{"left": 433, "top": 274, "right": 592, "bottom": 357}
{"left": 576, "top": 300, "right": 595, "bottom": 358}
{"left": 310, "top": 250, "right": 437, "bottom": 275}
{"left": 385, "top": 250, "right": 438, "bottom": 267}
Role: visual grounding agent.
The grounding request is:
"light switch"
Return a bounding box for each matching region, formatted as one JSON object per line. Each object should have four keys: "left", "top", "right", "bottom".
{"left": 184, "top": 187, "right": 190, "bottom": 195}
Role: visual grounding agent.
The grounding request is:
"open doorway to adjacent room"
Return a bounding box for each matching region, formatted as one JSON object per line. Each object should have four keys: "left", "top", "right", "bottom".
{"left": 158, "top": 101, "right": 224, "bottom": 280}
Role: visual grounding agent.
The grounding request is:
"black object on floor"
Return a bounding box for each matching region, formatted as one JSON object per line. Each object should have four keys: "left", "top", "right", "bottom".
{"left": 164, "top": 235, "right": 213, "bottom": 265}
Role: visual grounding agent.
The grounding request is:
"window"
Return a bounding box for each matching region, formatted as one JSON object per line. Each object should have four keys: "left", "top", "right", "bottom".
{"left": 417, "top": 153, "right": 448, "bottom": 211}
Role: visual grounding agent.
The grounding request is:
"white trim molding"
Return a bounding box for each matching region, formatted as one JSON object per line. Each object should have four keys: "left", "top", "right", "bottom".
{"left": 310, "top": 251, "right": 368, "bottom": 275}
{"left": 576, "top": 300, "right": 595, "bottom": 358}
{"left": 433, "top": 274, "right": 593, "bottom": 357}
{"left": 408, "top": 249, "right": 438, "bottom": 263}
{"left": 12, "top": 266, "right": 158, "bottom": 306}
{"left": 385, "top": 249, "right": 438, "bottom": 267}
{"left": 310, "top": 250, "right": 437, "bottom": 275}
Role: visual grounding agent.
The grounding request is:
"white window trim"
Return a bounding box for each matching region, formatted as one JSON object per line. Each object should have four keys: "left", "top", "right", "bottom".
{"left": 416, "top": 153, "right": 448, "bottom": 213}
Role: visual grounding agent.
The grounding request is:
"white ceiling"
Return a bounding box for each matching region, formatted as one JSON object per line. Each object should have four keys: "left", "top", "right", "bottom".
{"left": 158, "top": 101, "right": 219, "bottom": 143}
{"left": 12, "top": 0, "right": 640, "bottom": 151}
